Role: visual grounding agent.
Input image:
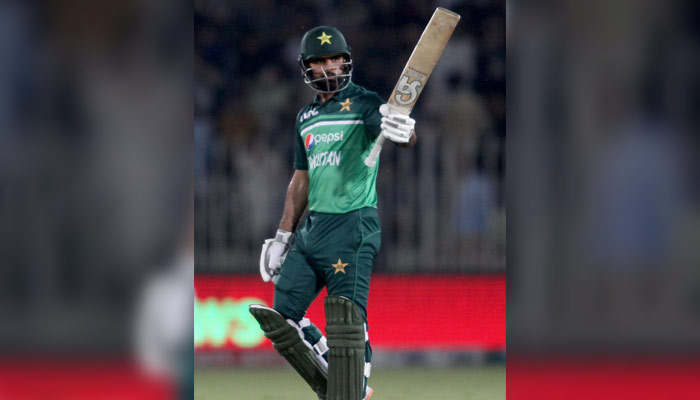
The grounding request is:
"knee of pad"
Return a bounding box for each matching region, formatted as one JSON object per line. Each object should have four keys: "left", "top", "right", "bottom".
{"left": 249, "top": 305, "right": 297, "bottom": 350}
{"left": 324, "top": 296, "right": 365, "bottom": 347}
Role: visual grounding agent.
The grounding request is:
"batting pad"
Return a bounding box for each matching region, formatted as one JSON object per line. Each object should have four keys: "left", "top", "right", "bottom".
{"left": 325, "top": 296, "right": 366, "bottom": 400}
{"left": 249, "top": 305, "right": 328, "bottom": 399}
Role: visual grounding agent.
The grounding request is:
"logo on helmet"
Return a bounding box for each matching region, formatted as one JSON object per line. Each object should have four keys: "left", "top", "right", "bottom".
{"left": 317, "top": 32, "right": 332, "bottom": 45}
{"left": 305, "top": 134, "right": 315, "bottom": 151}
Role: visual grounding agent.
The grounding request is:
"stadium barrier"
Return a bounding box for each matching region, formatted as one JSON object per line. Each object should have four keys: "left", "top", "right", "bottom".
{"left": 195, "top": 274, "right": 505, "bottom": 365}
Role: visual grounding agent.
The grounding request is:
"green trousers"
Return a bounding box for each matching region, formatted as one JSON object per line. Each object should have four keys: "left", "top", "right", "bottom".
{"left": 273, "top": 207, "right": 381, "bottom": 360}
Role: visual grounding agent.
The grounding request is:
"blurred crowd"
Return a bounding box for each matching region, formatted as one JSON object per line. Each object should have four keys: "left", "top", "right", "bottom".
{"left": 508, "top": 0, "right": 700, "bottom": 353}
{"left": 194, "top": 0, "right": 506, "bottom": 273}
{"left": 0, "top": 1, "right": 192, "bottom": 397}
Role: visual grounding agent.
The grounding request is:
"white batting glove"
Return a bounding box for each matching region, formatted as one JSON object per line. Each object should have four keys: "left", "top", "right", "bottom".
{"left": 259, "top": 229, "right": 292, "bottom": 283}
{"left": 380, "top": 104, "right": 415, "bottom": 143}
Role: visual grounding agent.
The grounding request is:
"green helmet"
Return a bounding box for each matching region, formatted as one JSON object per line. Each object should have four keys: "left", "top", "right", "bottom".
{"left": 299, "top": 26, "right": 353, "bottom": 93}
{"left": 299, "top": 26, "right": 351, "bottom": 61}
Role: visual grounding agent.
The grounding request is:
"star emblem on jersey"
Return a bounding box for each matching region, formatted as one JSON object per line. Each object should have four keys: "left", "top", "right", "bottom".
{"left": 339, "top": 98, "right": 353, "bottom": 112}
{"left": 332, "top": 258, "right": 348, "bottom": 274}
{"left": 317, "top": 32, "right": 332, "bottom": 45}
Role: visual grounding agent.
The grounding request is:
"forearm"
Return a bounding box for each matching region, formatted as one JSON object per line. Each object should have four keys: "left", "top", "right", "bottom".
{"left": 279, "top": 170, "right": 309, "bottom": 232}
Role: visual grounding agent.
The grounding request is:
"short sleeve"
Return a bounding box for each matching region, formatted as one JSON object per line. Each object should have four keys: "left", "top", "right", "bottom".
{"left": 293, "top": 124, "right": 308, "bottom": 170}
{"left": 363, "top": 92, "right": 385, "bottom": 139}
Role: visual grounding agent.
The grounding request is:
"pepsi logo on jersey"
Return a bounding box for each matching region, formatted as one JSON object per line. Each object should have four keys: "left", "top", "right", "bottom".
{"left": 305, "top": 131, "right": 344, "bottom": 151}
{"left": 305, "top": 134, "right": 316, "bottom": 150}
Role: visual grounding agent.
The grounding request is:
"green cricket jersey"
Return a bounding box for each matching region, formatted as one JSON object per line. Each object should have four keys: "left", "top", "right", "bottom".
{"left": 294, "top": 82, "right": 384, "bottom": 213}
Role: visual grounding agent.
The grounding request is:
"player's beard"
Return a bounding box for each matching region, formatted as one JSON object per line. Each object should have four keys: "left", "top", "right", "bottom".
{"left": 323, "top": 75, "right": 342, "bottom": 92}
{"left": 314, "top": 68, "right": 344, "bottom": 92}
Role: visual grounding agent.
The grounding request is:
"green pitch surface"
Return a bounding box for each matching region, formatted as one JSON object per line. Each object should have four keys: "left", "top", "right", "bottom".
{"left": 195, "top": 365, "right": 505, "bottom": 400}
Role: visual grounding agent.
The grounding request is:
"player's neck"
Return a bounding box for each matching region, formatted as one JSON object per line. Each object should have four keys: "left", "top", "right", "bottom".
{"left": 318, "top": 91, "right": 336, "bottom": 104}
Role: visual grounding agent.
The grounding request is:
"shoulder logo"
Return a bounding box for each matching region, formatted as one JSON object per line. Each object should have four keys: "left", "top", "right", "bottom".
{"left": 305, "top": 134, "right": 315, "bottom": 151}
{"left": 300, "top": 108, "right": 319, "bottom": 123}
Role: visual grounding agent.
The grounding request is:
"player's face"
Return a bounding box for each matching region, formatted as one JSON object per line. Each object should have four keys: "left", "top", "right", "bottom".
{"left": 307, "top": 55, "right": 345, "bottom": 78}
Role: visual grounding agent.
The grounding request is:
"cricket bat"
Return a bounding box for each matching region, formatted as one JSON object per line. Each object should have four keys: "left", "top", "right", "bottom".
{"left": 364, "top": 7, "right": 460, "bottom": 167}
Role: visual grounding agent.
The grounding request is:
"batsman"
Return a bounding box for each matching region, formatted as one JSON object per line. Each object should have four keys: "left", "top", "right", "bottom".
{"left": 249, "top": 25, "right": 417, "bottom": 400}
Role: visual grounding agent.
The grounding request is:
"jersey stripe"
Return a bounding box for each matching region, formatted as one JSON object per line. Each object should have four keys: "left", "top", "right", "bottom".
{"left": 299, "top": 113, "right": 362, "bottom": 130}
{"left": 300, "top": 120, "right": 365, "bottom": 136}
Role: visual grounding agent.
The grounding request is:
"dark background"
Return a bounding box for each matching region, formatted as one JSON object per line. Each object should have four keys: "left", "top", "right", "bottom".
{"left": 194, "top": 0, "right": 507, "bottom": 274}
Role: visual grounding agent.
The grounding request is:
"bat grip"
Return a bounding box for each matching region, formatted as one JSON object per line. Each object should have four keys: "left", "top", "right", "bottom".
{"left": 364, "top": 135, "right": 386, "bottom": 167}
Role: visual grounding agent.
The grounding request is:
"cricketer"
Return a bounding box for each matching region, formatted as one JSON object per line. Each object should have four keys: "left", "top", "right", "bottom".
{"left": 249, "top": 25, "right": 417, "bottom": 400}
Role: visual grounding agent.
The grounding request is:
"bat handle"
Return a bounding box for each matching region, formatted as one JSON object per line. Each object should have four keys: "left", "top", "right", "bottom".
{"left": 364, "top": 135, "right": 386, "bottom": 167}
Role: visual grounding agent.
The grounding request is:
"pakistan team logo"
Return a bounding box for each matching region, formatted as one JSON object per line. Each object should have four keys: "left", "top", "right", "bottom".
{"left": 305, "top": 134, "right": 316, "bottom": 150}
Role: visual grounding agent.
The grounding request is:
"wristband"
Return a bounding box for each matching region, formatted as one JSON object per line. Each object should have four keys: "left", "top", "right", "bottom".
{"left": 275, "top": 229, "right": 292, "bottom": 244}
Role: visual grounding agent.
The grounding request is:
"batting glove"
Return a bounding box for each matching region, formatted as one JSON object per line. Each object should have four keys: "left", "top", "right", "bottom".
{"left": 259, "top": 229, "right": 292, "bottom": 283}
{"left": 380, "top": 104, "right": 415, "bottom": 143}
